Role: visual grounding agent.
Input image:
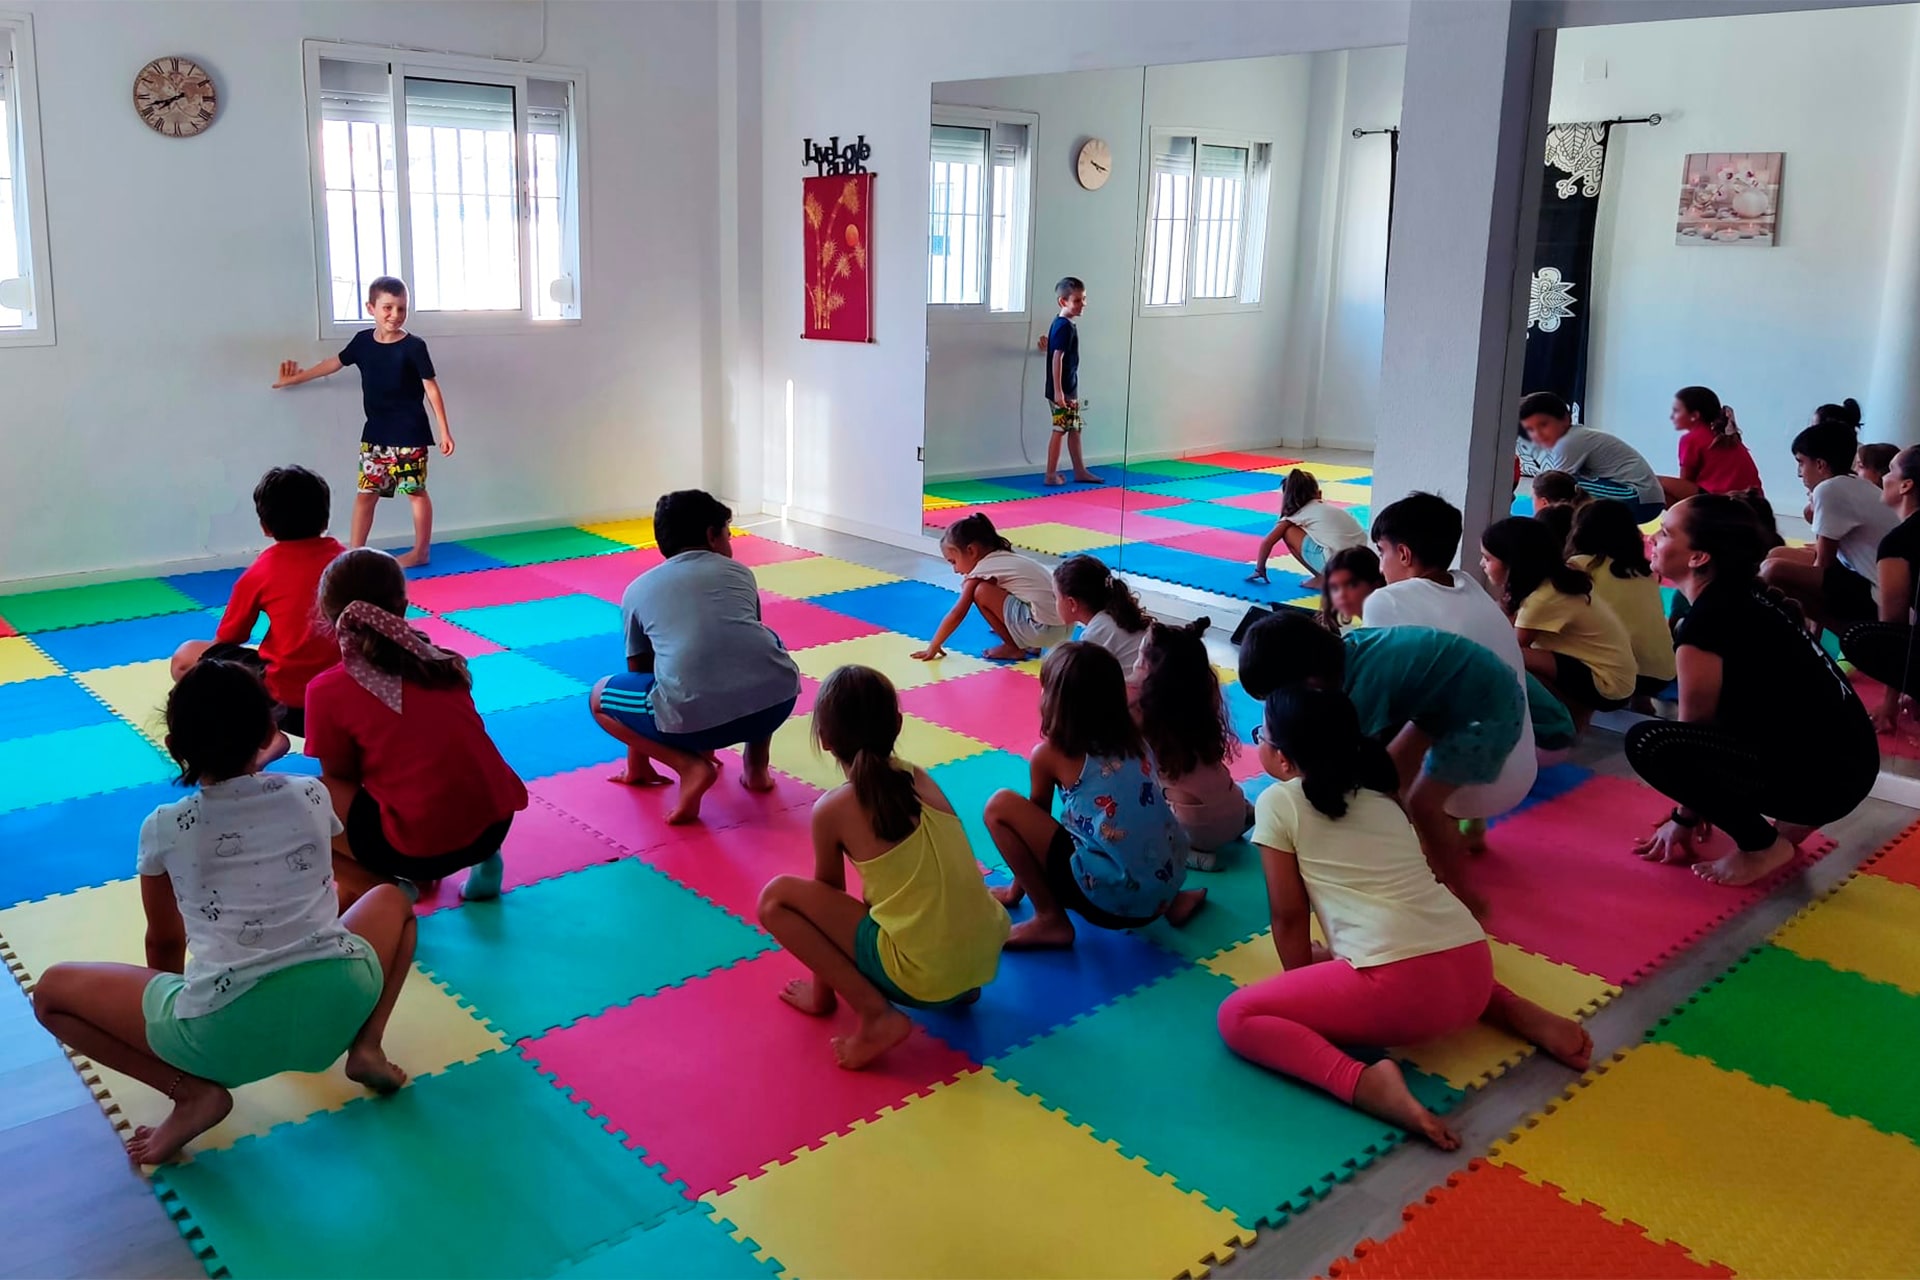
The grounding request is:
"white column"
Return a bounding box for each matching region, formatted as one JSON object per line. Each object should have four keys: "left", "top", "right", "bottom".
{"left": 1869, "top": 12, "right": 1920, "bottom": 448}
{"left": 1372, "top": 0, "right": 1554, "bottom": 554}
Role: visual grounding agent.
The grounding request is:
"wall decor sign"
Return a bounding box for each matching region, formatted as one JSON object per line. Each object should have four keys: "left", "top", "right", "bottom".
{"left": 804, "top": 135, "right": 872, "bottom": 177}
{"left": 803, "top": 172, "right": 874, "bottom": 342}
{"left": 1677, "top": 152, "right": 1782, "bottom": 247}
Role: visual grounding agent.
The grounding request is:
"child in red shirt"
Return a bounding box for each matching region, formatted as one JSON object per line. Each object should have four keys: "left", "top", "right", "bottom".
{"left": 1659, "top": 385, "right": 1762, "bottom": 505}
{"left": 171, "top": 467, "right": 344, "bottom": 738}
{"left": 305, "top": 548, "right": 527, "bottom": 906}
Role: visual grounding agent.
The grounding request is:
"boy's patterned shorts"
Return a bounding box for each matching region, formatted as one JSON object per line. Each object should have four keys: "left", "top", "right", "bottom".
{"left": 358, "top": 444, "right": 429, "bottom": 497}
{"left": 1050, "top": 403, "right": 1084, "bottom": 433}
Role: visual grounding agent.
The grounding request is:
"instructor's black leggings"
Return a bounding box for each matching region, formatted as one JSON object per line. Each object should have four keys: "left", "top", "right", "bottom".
{"left": 1624, "top": 719, "right": 1877, "bottom": 853}
{"left": 1841, "top": 621, "right": 1920, "bottom": 696}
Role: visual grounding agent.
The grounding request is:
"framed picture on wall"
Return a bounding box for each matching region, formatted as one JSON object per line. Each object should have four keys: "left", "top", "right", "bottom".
{"left": 803, "top": 173, "right": 874, "bottom": 341}
{"left": 1676, "top": 152, "right": 1783, "bottom": 247}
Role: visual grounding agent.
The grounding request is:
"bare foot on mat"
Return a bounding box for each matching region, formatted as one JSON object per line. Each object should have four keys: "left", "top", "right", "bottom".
{"left": 780, "top": 978, "right": 837, "bottom": 1017}
{"left": 1163, "top": 887, "right": 1208, "bottom": 928}
{"left": 1694, "top": 835, "right": 1797, "bottom": 887}
{"left": 345, "top": 1047, "right": 409, "bottom": 1094}
{"left": 126, "top": 1080, "right": 233, "bottom": 1165}
{"left": 665, "top": 756, "right": 719, "bottom": 824}
{"left": 833, "top": 1009, "right": 914, "bottom": 1069}
{"left": 1352, "top": 1059, "right": 1459, "bottom": 1150}
{"left": 1005, "top": 913, "right": 1076, "bottom": 950}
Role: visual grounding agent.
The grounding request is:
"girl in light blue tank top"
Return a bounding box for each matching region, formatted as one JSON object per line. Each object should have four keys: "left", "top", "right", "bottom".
{"left": 1059, "top": 752, "right": 1188, "bottom": 919}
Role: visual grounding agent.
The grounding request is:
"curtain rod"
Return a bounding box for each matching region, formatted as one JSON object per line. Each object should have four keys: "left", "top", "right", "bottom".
{"left": 1354, "top": 114, "right": 1659, "bottom": 140}
{"left": 1351, "top": 126, "right": 1399, "bottom": 138}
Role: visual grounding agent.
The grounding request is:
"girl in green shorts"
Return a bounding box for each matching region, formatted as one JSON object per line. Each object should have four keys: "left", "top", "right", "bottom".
{"left": 31, "top": 661, "right": 418, "bottom": 1164}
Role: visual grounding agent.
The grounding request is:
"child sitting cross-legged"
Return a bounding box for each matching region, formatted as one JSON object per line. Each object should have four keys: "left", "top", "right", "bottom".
{"left": 1218, "top": 682, "right": 1591, "bottom": 1149}
{"left": 758, "top": 665, "right": 1009, "bottom": 1069}
{"left": 915, "top": 513, "right": 1072, "bottom": 662}
{"left": 31, "top": 661, "right": 418, "bottom": 1164}
{"left": 1133, "top": 618, "right": 1252, "bottom": 869}
{"left": 984, "top": 641, "right": 1207, "bottom": 948}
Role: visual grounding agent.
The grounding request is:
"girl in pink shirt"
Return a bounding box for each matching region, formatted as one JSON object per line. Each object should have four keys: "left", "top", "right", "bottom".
{"left": 1660, "top": 385, "right": 1762, "bottom": 505}
{"left": 1133, "top": 618, "right": 1251, "bottom": 869}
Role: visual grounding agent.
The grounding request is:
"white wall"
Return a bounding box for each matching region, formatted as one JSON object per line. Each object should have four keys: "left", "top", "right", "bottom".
{"left": 1554, "top": 5, "right": 1920, "bottom": 500}
{"left": 0, "top": 0, "right": 720, "bottom": 584}
{"left": 756, "top": 0, "right": 1411, "bottom": 542}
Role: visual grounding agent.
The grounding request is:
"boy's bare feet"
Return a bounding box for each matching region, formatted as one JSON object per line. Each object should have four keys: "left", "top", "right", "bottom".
{"left": 609, "top": 762, "right": 668, "bottom": 787}
{"left": 1499, "top": 1005, "right": 1594, "bottom": 1071}
{"left": 1072, "top": 471, "right": 1104, "bottom": 485}
{"left": 1694, "top": 834, "right": 1797, "bottom": 887}
{"left": 1006, "top": 912, "right": 1076, "bottom": 949}
{"left": 126, "top": 1079, "right": 233, "bottom": 1165}
{"left": 395, "top": 550, "right": 430, "bottom": 569}
{"left": 833, "top": 1008, "right": 914, "bottom": 1070}
{"left": 982, "top": 643, "right": 1029, "bottom": 661}
{"left": 989, "top": 882, "right": 1025, "bottom": 908}
{"left": 345, "top": 1046, "right": 409, "bottom": 1093}
{"left": 665, "top": 756, "right": 719, "bottom": 824}
{"left": 1353, "top": 1059, "right": 1459, "bottom": 1149}
{"left": 779, "top": 977, "right": 837, "bottom": 1016}
{"left": 1163, "top": 887, "right": 1208, "bottom": 927}
{"left": 742, "top": 765, "right": 777, "bottom": 793}
{"left": 1044, "top": 474, "right": 1065, "bottom": 487}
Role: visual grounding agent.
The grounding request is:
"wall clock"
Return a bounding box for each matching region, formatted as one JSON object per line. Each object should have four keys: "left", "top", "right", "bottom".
{"left": 1076, "top": 138, "right": 1112, "bottom": 191}
{"left": 133, "top": 56, "right": 218, "bottom": 138}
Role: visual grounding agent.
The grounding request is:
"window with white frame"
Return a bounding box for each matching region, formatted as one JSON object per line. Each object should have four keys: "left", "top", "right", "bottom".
{"left": 0, "top": 15, "right": 54, "bottom": 343}
{"left": 304, "top": 41, "right": 583, "bottom": 334}
{"left": 927, "top": 112, "right": 1031, "bottom": 313}
{"left": 1141, "top": 132, "right": 1271, "bottom": 311}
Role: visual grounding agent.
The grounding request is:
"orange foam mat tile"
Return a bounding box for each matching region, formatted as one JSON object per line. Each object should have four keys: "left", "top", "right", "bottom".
{"left": 1325, "top": 1160, "right": 1732, "bottom": 1279}
{"left": 1861, "top": 816, "right": 1920, "bottom": 890}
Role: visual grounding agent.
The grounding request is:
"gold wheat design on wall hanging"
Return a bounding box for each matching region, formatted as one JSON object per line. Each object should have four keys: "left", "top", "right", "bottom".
{"left": 806, "top": 178, "right": 866, "bottom": 331}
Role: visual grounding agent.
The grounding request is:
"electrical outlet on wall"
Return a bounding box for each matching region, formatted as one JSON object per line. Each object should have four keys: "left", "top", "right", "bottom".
{"left": 917, "top": 446, "right": 924, "bottom": 462}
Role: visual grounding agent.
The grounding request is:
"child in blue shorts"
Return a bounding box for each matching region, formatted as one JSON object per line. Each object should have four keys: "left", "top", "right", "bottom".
{"left": 1239, "top": 611, "right": 1523, "bottom": 914}
{"left": 31, "top": 661, "right": 418, "bottom": 1164}
{"left": 590, "top": 490, "right": 801, "bottom": 825}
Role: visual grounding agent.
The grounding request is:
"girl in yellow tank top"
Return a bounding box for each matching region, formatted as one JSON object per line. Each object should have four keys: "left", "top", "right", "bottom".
{"left": 758, "top": 665, "right": 1010, "bottom": 1070}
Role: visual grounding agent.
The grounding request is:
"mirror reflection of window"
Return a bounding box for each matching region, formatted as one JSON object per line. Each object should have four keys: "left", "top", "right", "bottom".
{"left": 1143, "top": 133, "right": 1271, "bottom": 309}
{"left": 928, "top": 116, "right": 1031, "bottom": 313}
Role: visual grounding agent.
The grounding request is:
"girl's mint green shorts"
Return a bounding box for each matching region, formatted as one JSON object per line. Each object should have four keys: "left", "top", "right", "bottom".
{"left": 143, "top": 941, "right": 382, "bottom": 1088}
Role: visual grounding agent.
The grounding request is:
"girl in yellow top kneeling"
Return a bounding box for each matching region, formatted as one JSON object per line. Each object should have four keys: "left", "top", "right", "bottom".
{"left": 758, "top": 665, "right": 1011, "bottom": 1070}
{"left": 1480, "top": 516, "right": 1637, "bottom": 728}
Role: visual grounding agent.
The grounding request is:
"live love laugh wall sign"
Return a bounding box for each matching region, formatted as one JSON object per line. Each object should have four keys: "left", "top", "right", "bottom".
{"left": 803, "top": 135, "right": 874, "bottom": 343}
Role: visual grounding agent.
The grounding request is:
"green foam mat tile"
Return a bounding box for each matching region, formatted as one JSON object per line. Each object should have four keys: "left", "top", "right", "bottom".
{"left": 416, "top": 859, "right": 774, "bottom": 1040}
{"left": 1651, "top": 944, "right": 1920, "bottom": 1141}
{"left": 153, "top": 1051, "right": 688, "bottom": 1280}
{"left": 456, "top": 527, "right": 630, "bottom": 566}
{"left": 992, "top": 967, "right": 1461, "bottom": 1227}
{"left": 1123, "top": 459, "right": 1234, "bottom": 480}
{"left": 0, "top": 579, "right": 200, "bottom": 634}
{"left": 923, "top": 479, "right": 1031, "bottom": 505}
{"left": 1135, "top": 839, "right": 1269, "bottom": 962}
{"left": 548, "top": 1206, "right": 784, "bottom": 1279}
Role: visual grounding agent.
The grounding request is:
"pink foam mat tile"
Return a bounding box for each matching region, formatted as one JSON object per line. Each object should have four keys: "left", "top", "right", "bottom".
{"left": 919, "top": 495, "right": 1097, "bottom": 529}
{"left": 732, "top": 536, "right": 820, "bottom": 567}
{"left": 1467, "top": 773, "right": 1837, "bottom": 985}
{"left": 792, "top": 675, "right": 821, "bottom": 716}
{"left": 0, "top": 617, "right": 15, "bottom": 638}
{"left": 531, "top": 759, "right": 822, "bottom": 857}
{"left": 414, "top": 798, "right": 626, "bottom": 914}
{"left": 1228, "top": 745, "right": 1267, "bottom": 783}
{"left": 898, "top": 668, "right": 1044, "bottom": 756}
{"left": 1156, "top": 527, "right": 1269, "bottom": 564}
{"left": 1186, "top": 450, "right": 1300, "bottom": 472}
{"left": 1213, "top": 489, "right": 1288, "bottom": 516}
{"left": 519, "top": 949, "right": 976, "bottom": 1198}
{"left": 633, "top": 803, "right": 853, "bottom": 922}
{"left": 534, "top": 549, "right": 667, "bottom": 603}
{"left": 405, "top": 564, "right": 575, "bottom": 614}
{"left": 760, "top": 594, "right": 884, "bottom": 651}
{"left": 409, "top": 615, "right": 506, "bottom": 657}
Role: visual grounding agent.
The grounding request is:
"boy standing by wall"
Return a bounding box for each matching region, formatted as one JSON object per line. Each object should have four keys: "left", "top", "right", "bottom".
{"left": 1041, "top": 276, "right": 1101, "bottom": 487}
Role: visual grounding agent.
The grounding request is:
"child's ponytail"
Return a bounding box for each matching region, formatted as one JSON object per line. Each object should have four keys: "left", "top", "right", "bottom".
{"left": 812, "top": 665, "right": 922, "bottom": 842}
{"left": 1676, "top": 385, "right": 1742, "bottom": 444}
{"left": 1053, "top": 555, "right": 1150, "bottom": 634}
{"left": 318, "top": 548, "right": 471, "bottom": 692}
{"left": 1280, "top": 469, "right": 1320, "bottom": 520}
{"left": 1262, "top": 683, "right": 1398, "bottom": 820}
{"left": 944, "top": 512, "right": 1013, "bottom": 556}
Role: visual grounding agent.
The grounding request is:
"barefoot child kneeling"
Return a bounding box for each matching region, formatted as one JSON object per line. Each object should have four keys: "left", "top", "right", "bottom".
{"left": 916, "top": 513, "right": 1072, "bottom": 662}
{"left": 31, "top": 661, "right": 418, "bottom": 1165}
{"left": 1218, "top": 683, "right": 1591, "bottom": 1149}
{"left": 591, "top": 490, "right": 801, "bottom": 824}
{"left": 984, "top": 642, "right": 1207, "bottom": 947}
{"left": 758, "top": 666, "right": 1009, "bottom": 1069}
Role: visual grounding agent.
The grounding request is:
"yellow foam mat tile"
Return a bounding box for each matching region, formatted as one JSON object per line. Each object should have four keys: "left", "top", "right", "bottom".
{"left": 1493, "top": 1042, "right": 1920, "bottom": 1277}
{"left": 74, "top": 658, "right": 174, "bottom": 746}
{"left": 0, "top": 636, "right": 61, "bottom": 685}
{"left": 709, "top": 1069, "right": 1248, "bottom": 1279}
{"left": 1260, "top": 462, "right": 1372, "bottom": 483}
{"left": 1, "top": 878, "right": 146, "bottom": 979}
{"left": 751, "top": 556, "right": 901, "bottom": 600}
{"left": 924, "top": 496, "right": 965, "bottom": 511}
{"left": 770, "top": 713, "right": 988, "bottom": 791}
{"left": 1772, "top": 872, "right": 1920, "bottom": 995}
{"left": 580, "top": 517, "right": 657, "bottom": 547}
{"left": 1319, "top": 482, "right": 1372, "bottom": 506}
{"left": 1202, "top": 934, "right": 1616, "bottom": 1091}
{"left": 1002, "top": 522, "right": 1122, "bottom": 555}
{"left": 1283, "top": 595, "right": 1322, "bottom": 610}
{"left": 791, "top": 631, "right": 991, "bottom": 691}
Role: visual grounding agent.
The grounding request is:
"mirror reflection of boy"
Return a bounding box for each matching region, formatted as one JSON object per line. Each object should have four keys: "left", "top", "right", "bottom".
{"left": 1037, "top": 276, "right": 1102, "bottom": 487}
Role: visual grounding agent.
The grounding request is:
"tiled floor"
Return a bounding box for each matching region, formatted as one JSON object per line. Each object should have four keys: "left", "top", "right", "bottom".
{"left": 0, "top": 513, "right": 1911, "bottom": 1279}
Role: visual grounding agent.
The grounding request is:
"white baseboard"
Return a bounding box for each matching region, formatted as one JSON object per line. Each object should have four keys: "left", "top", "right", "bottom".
{"left": 1870, "top": 768, "right": 1920, "bottom": 810}
{"left": 746, "top": 502, "right": 943, "bottom": 558}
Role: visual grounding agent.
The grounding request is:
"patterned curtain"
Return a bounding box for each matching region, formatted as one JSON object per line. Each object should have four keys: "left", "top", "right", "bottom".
{"left": 1523, "top": 123, "right": 1611, "bottom": 422}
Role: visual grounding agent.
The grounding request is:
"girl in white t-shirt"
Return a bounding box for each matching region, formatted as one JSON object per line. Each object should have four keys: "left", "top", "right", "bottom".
{"left": 1053, "top": 554, "right": 1151, "bottom": 676}
{"left": 915, "top": 513, "right": 1072, "bottom": 661}
{"left": 30, "top": 661, "right": 418, "bottom": 1165}
{"left": 1250, "top": 470, "right": 1367, "bottom": 589}
{"left": 1217, "top": 683, "right": 1591, "bottom": 1149}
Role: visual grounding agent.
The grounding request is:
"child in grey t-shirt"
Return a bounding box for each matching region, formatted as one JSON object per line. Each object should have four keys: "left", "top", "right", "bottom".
{"left": 589, "top": 490, "right": 801, "bottom": 825}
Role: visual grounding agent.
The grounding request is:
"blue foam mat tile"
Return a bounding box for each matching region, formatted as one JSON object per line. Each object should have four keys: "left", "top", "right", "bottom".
{"left": 396, "top": 543, "right": 511, "bottom": 580}
{"left": 519, "top": 634, "right": 625, "bottom": 688}
{"left": 0, "top": 677, "right": 115, "bottom": 743}
{"left": 548, "top": 1206, "right": 784, "bottom": 1280}
{"left": 445, "top": 595, "right": 623, "bottom": 650}
{"left": 926, "top": 749, "right": 1030, "bottom": 877}
{"left": 466, "top": 651, "right": 590, "bottom": 716}
{"left": 1133, "top": 479, "right": 1283, "bottom": 505}
{"left": 267, "top": 752, "right": 323, "bottom": 778}
{"left": 812, "top": 580, "right": 1002, "bottom": 654}
{"left": 30, "top": 612, "right": 215, "bottom": 674}
{"left": 0, "top": 724, "right": 176, "bottom": 816}
{"left": 162, "top": 567, "right": 245, "bottom": 609}
{"left": 974, "top": 465, "right": 1132, "bottom": 496}
{"left": 485, "top": 697, "right": 623, "bottom": 782}
{"left": 0, "top": 781, "right": 179, "bottom": 907}
{"left": 1137, "top": 502, "right": 1279, "bottom": 533}
{"left": 1185, "top": 469, "right": 1287, "bottom": 494}
{"left": 1115, "top": 543, "right": 1309, "bottom": 604}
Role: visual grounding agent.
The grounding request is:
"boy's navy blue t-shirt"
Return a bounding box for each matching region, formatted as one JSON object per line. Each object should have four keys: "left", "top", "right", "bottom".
{"left": 338, "top": 330, "right": 436, "bottom": 448}
{"left": 1044, "top": 316, "right": 1079, "bottom": 402}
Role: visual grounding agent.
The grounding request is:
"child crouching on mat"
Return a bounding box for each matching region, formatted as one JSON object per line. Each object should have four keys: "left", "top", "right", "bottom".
{"left": 915, "top": 513, "right": 1071, "bottom": 662}
{"left": 1251, "top": 469, "right": 1367, "bottom": 588}
{"left": 307, "top": 549, "right": 527, "bottom": 906}
{"left": 984, "top": 642, "right": 1207, "bottom": 947}
{"left": 31, "top": 661, "right": 418, "bottom": 1164}
{"left": 758, "top": 666, "right": 1009, "bottom": 1069}
{"left": 1218, "top": 683, "right": 1591, "bottom": 1148}
{"left": 1134, "top": 618, "right": 1252, "bottom": 870}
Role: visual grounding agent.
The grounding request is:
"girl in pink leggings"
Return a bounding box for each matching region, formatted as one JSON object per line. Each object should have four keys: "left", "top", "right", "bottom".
{"left": 1218, "top": 684, "right": 1593, "bottom": 1148}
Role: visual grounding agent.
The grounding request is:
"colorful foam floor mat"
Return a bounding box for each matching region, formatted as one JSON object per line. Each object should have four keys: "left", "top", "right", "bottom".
{"left": 1328, "top": 821, "right": 1920, "bottom": 1279}
{"left": 0, "top": 523, "right": 1851, "bottom": 1278}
